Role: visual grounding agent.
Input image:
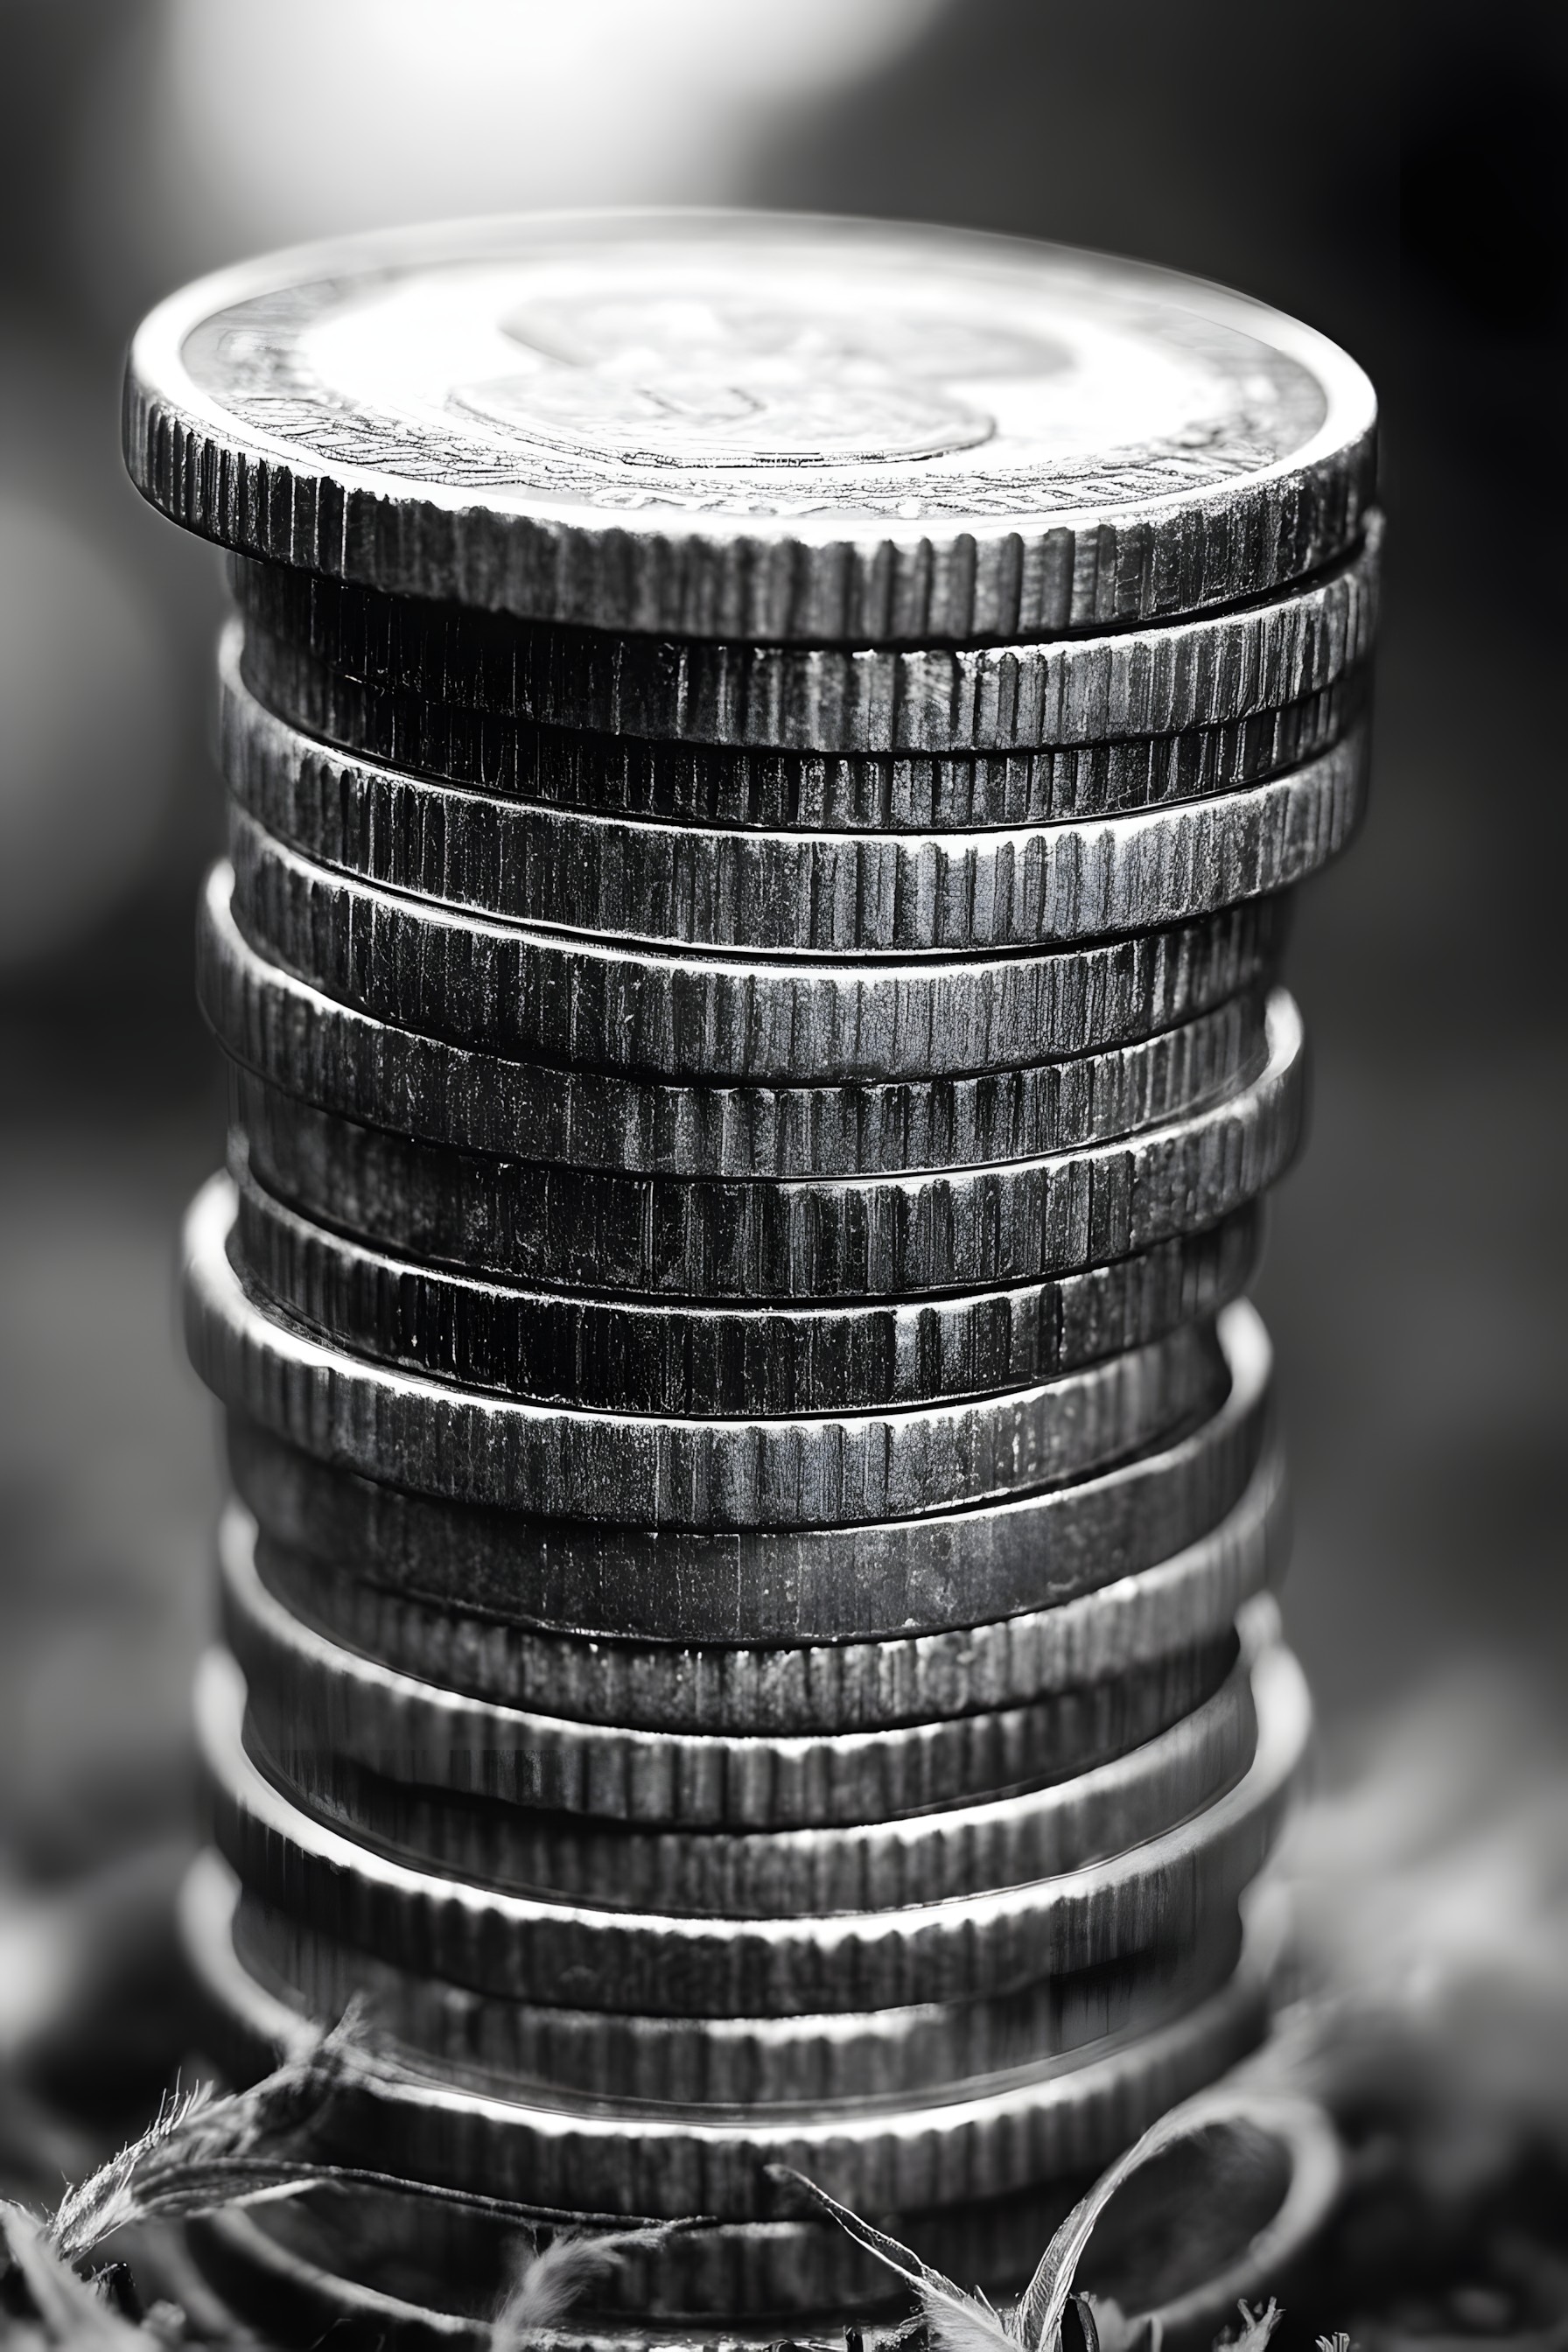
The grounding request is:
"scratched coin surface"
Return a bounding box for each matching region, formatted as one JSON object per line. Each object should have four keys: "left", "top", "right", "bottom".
{"left": 221, "top": 1295, "right": 1277, "bottom": 1648}
{"left": 124, "top": 211, "right": 1377, "bottom": 643}
{"left": 201, "top": 866, "right": 1276, "bottom": 1180}
{"left": 221, "top": 642, "right": 1368, "bottom": 955}
{"left": 231, "top": 521, "right": 1379, "bottom": 755}
{"left": 242, "top": 624, "right": 1369, "bottom": 833}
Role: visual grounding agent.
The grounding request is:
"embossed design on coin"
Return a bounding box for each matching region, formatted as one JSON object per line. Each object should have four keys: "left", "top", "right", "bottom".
{"left": 126, "top": 214, "right": 1377, "bottom": 638}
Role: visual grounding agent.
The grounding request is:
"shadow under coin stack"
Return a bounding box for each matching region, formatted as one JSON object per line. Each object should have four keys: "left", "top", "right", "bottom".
{"left": 123, "top": 214, "right": 1379, "bottom": 2343}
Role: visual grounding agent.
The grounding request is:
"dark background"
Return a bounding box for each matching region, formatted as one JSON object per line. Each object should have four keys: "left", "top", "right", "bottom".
{"left": 0, "top": 0, "right": 1562, "bottom": 2139}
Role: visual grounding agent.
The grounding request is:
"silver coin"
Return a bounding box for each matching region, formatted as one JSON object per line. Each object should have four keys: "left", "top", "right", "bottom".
{"left": 201, "top": 865, "right": 1274, "bottom": 1181}
{"left": 189, "top": 1727, "right": 1275, "bottom": 2214}
{"left": 189, "top": 1175, "right": 1230, "bottom": 1528}
{"left": 232, "top": 993, "right": 1303, "bottom": 1301}
{"left": 232, "top": 518, "right": 1379, "bottom": 755}
{"left": 198, "top": 1614, "right": 1303, "bottom": 2012}
{"left": 222, "top": 641, "right": 1368, "bottom": 955}
{"left": 240, "top": 623, "right": 1368, "bottom": 832}
{"left": 241, "top": 1670, "right": 1256, "bottom": 1916}
{"left": 125, "top": 211, "right": 1377, "bottom": 644}
{"left": 185, "top": 2066, "right": 1323, "bottom": 2326}
{"left": 232, "top": 1530, "right": 1252, "bottom": 1903}
{"left": 223, "top": 1523, "right": 1236, "bottom": 1833}
{"left": 223, "top": 1296, "right": 1277, "bottom": 1644}
{"left": 231, "top": 1156, "right": 1260, "bottom": 1417}
{"left": 212, "top": 1857, "right": 1245, "bottom": 2107}
{"left": 225, "top": 822, "right": 1292, "bottom": 1084}
{"left": 254, "top": 1441, "right": 1284, "bottom": 1737}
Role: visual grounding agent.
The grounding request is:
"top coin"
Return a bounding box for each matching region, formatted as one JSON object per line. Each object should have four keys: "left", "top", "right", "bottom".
{"left": 124, "top": 211, "right": 1376, "bottom": 644}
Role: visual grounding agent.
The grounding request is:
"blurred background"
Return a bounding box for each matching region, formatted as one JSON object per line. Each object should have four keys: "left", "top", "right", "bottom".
{"left": 0, "top": 0, "right": 1563, "bottom": 2190}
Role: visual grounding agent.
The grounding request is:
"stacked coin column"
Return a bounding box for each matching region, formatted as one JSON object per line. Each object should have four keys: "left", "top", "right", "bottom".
{"left": 122, "top": 214, "right": 1379, "bottom": 2342}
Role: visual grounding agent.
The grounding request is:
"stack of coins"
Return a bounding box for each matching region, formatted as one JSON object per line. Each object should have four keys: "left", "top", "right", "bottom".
{"left": 123, "top": 213, "right": 1377, "bottom": 2340}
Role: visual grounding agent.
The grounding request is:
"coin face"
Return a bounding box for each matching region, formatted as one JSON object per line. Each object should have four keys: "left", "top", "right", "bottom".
{"left": 127, "top": 213, "right": 1376, "bottom": 639}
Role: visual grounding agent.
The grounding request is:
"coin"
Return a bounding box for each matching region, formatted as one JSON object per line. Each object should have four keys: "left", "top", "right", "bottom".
{"left": 189, "top": 1174, "right": 1229, "bottom": 1527}
{"left": 184, "top": 2063, "right": 1327, "bottom": 2325}
{"left": 124, "top": 211, "right": 1377, "bottom": 644}
{"left": 222, "top": 642, "right": 1368, "bottom": 954}
{"left": 223, "top": 1522, "right": 1237, "bottom": 1834}
{"left": 201, "top": 865, "right": 1274, "bottom": 1180}
{"left": 254, "top": 1440, "right": 1284, "bottom": 1737}
{"left": 198, "top": 1618, "right": 1303, "bottom": 2012}
{"left": 225, "top": 821, "right": 1292, "bottom": 1083}
{"left": 223, "top": 1296, "right": 1277, "bottom": 1646}
{"left": 237, "top": 1650, "right": 1256, "bottom": 1915}
{"left": 242, "top": 624, "right": 1368, "bottom": 832}
{"left": 231, "top": 1156, "right": 1259, "bottom": 1417}
{"left": 212, "top": 1858, "right": 1245, "bottom": 2106}
{"left": 233, "top": 519, "right": 1378, "bottom": 757}
{"left": 190, "top": 1729, "right": 1273, "bottom": 2214}
{"left": 231, "top": 992, "right": 1301, "bottom": 1301}
{"left": 234, "top": 1506, "right": 1253, "bottom": 1896}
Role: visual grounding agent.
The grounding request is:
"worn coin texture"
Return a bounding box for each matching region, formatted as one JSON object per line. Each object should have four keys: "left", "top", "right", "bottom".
{"left": 188, "top": 1896, "right": 1266, "bottom": 2233}
{"left": 222, "top": 646, "right": 1368, "bottom": 954}
{"left": 232, "top": 1626, "right": 1256, "bottom": 1913}
{"left": 231, "top": 1154, "right": 1259, "bottom": 1416}
{"left": 192, "top": 1685, "right": 1281, "bottom": 2213}
{"left": 230, "top": 994, "right": 1303, "bottom": 1301}
{"left": 124, "top": 211, "right": 1377, "bottom": 644}
{"left": 201, "top": 1618, "right": 1301, "bottom": 2008}
{"left": 223, "top": 1295, "right": 1276, "bottom": 1646}
{"left": 232, "top": 519, "right": 1379, "bottom": 755}
{"left": 252, "top": 1440, "right": 1284, "bottom": 1736}
{"left": 202, "top": 868, "right": 1274, "bottom": 1180}
{"left": 213, "top": 1853, "right": 1244, "bottom": 2108}
{"left": 191, "top": 1174, "right": 1227, "bottom": 1527}
{"left": 223, "top": 1522, "right": 1236, "bottom": 1833}
{"left": 241, "top": 624, "right": 1368, "bottom": 832}
{"left": 225, "top": 822, "right": 1291, "bottom": 1084}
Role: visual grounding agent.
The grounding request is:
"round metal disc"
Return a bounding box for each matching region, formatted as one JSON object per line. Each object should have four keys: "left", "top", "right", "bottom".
{"left": 200, "top": 864, "right": 1275, "bottom": 1180}
{"left": 228, "top": 992, "right": 1305, "bottom": 1300}
{"left": 125, "top": 211, "right": 1377, "bottom": 644}
{"left": 224, "top": 823, "right": 1292, "bottom": 1085}
{"left": 188, "top": 1174, "right": 1228, "bottom": 1527}
{"left": 222, "top": 1519, "right": 1238, "bottom": 1833}
{"left": 221, "top": 1296, "right": 1278, "bottom": 1645}
{"left": 250, "top": 1442, "right": 1285, "bottom": 1735}
{"left": 188, "top": 1726, "right": 1278, "bottom": 2212}
{"left": 195, "top": 1619, "right": 1306, "bottom": 2013}
{"left": 214, "top": 1855, "right": 1245, "bottom": 2108}
{"left": 232, "top": 518, "right": 1378, "bottom": 756}
{"left": 222, "top": 636, "right": 1368, "bottom": 953}
{"left": 229, "top": 1157, "right": 1260, "bottom": 1416}
{"left": 238, "top": 625, "right": 1368, "bottom": 834}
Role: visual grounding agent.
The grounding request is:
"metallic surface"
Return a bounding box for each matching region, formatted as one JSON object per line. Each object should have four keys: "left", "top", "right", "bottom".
{"left": 230, "top": 1158, "right": 1260, "bottom": 1415}
{"left": 188, "top": 1720, "right": 1276, "bottom": 2212}
{"left": 223, "top": 642, "right": 1368, "bottom": 953}
{"left": 190, "top": 1174, "right": 1228, "bottom": 1527}
{"left": 220, "top": 1857, "right": 1245, "bottom": 2107}
{"left": 226, "top": 821, "right": 1291, "bottom": 1083}
{"left": 202, "top": 869, "right": 1275, "bottom": 1180}
{"left": 251, "top": 1444, "right": 1284, "bottom": 1733}
{"left": 222, "top": 1296, "right": 1277, "bottom": 1645}
{"left": 232, "top": 522, "right": 1379, "bottom": 755}
{"left": 235, "top": 1636, "right": 1254, "bottom": 1914}
{"left": 196, "top": 1622, "right": 1305, "bottom": 2013}
{"left": 224, "top": 1522, "right": 1237, "bottom": 1834}
{"left": 124, "top": 211, "right": 1377, "bottom": 643}
{"left": 228, "top": 991, "right": 1304, "bottom": 1299}
{"left": 240, "top": 633, "right": 1368, "bottom": 833}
